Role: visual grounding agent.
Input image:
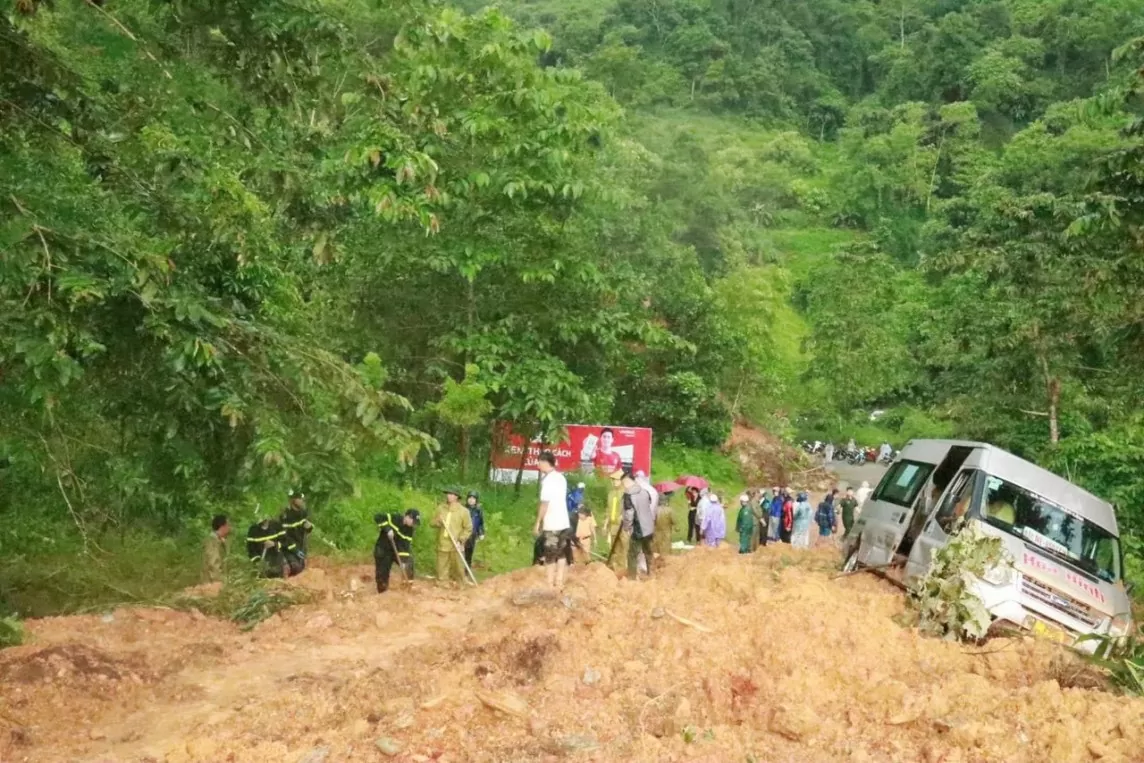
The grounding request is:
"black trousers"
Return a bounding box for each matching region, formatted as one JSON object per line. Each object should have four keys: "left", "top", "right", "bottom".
{"left": 687, "top": 509, "right": 699, "bottom": 543}
{"left": 374, "top": 545, "right": 413, "bottom": 592}
{"left": 464, "top": 537, "right": 477, "bottom": 568}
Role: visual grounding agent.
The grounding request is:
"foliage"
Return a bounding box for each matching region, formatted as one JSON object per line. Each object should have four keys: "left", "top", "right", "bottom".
{"left": 0, "top": 616, "right": 24, "bottom": 649}
{"left": 909, "top": 523, "right": 1009, "bottom": 642}
{"left": 1079, "top": 626, "right": 1144, "bottom": 696}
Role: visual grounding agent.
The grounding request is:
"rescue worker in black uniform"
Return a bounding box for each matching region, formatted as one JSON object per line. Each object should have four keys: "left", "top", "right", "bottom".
{"left": 245, "top": 516, "right": 288, "bottom": 578}
{"left": 279, "top": 488, "right": 312, "bottom": 576}
{"left": 373, "top": 508, "right": 421, "bottom": 593}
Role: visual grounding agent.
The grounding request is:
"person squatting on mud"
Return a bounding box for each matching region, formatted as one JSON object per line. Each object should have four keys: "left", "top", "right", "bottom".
{"left": 373, "top": 508, "right": 420, "bottom": 592}
{"left": 432, "top": 487, "right": 473, "bottom": 585}
{"left": 280, "top": 489, "right": 313, "bottom": 570}
{"left": 533, "top": 451, "right": 571, "bottom": 591}
{"left": 245, "top": 515, "right": 290, "bottom": 578}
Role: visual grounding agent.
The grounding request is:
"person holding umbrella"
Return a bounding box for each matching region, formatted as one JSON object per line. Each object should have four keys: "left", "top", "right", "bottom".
{"left": 678, "top": 475, "right": 708, "bottom": 544}
{"left": 684, "top": 486, "right": 701, "bottom": 544}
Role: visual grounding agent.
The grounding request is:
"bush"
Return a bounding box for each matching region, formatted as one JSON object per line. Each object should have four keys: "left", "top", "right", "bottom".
{"left": 909, "top": 522, "right": 1008, "bottom": 642}
{"left": 0, "top": 615, "right": 24, "bottom": 648}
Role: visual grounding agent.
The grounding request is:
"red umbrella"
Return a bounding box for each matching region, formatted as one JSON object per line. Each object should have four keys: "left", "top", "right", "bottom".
{"left": 676, "top": 475, "right": 709, "bottom": 490}
{"left": 654, "top": 481, "right": 682, "bottom": 494}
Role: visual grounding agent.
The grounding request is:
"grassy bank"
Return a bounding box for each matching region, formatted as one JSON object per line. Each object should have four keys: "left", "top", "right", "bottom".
{"left": 1, "top": 445, "right": 748, "bottom": 618}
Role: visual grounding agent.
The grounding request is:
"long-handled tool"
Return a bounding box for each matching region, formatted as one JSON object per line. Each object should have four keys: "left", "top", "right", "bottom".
{"left": 603, "top": 521, "right": 626, "bottom": 566}
{"left": 388, "top": 532, "right": 413, "bottom": 585}
{"left": 443, "top": 523, "right": 479, "bottom": 585}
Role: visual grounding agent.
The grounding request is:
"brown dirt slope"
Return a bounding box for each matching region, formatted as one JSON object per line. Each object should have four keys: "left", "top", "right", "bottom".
{"left": 2, "top": 546, "right": 1142, "bottom": 763}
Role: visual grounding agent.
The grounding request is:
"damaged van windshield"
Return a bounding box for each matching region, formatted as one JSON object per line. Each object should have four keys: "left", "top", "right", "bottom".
{"left": 979, "top": 476, "right": 1121, "bottom": 584}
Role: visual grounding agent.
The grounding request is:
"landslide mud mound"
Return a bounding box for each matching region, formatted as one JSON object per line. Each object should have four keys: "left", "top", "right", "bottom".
{"left": 3, "top": 547, "right": 1143, "bottom": 763}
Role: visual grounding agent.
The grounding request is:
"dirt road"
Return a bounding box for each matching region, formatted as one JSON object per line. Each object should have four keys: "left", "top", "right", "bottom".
{"left": 3, "top": 546, "right": 1142, "bottom": 763}
{"left": 822, "top": 458, "right": 888, "bottom": 491}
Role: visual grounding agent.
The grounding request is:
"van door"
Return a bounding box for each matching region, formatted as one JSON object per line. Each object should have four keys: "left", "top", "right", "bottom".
{"left": 859, "top": 459, "right": 935, "bottom": 566}
{"left": 905, "top": 469, "right": 984, "bottom": 582}
{"left": 896, "top": 445, "right": 975, "bottom": 557}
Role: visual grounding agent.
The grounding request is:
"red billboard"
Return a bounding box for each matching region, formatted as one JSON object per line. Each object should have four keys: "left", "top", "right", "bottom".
{"left": 490, "top": 423, "right": 653, "bottom": 483}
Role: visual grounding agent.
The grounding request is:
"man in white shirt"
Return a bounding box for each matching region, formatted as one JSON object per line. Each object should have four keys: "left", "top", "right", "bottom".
{"left": 534, "top": 451, "right": 570, "bottom": 591}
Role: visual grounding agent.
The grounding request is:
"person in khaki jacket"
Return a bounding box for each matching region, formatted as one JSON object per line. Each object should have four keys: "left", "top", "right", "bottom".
{"left": 431, "top": 487, "right": 472, "bottom": 584}
{"left": 202, "top": 514, "right": 230, "bottom": 583}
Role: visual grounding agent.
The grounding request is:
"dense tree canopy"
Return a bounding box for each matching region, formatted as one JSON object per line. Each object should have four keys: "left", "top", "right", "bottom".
{"left": 6, "top": 0, "right": 1144, "bottom": 560}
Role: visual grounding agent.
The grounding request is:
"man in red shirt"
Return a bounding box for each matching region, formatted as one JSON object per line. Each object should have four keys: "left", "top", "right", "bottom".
{"left": 592, "top": 427, "right": 624, "bottom": 472}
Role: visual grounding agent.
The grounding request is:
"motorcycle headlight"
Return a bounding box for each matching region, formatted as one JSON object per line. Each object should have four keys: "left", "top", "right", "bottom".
{"left": 983, "top": 563, "right": 1016, "bottom": 587}
{"left": 1110, "top": 612, "right": 1133, "bottom": 637}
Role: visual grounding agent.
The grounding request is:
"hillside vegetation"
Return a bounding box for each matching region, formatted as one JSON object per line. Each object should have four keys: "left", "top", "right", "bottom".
{"left": 5, "top": 0, "right": 1144, "bottom": 610}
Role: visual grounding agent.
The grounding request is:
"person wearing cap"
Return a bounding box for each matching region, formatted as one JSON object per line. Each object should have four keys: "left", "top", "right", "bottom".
{"left": 463, "top": 491, "right": 486, "bottom": 569}
{"left": 606, "top": 468, "right": 631, "bottom": 575}
{"left": 567, "top": 481, "right": 586, "bottom": 538}
{"left": 431, "top": 487, "right": 472, "bottom": 585}
{"left": 793, "top": 491, "right": 813, "bottom": 549}
{"left": 573, "top": 504, "right": 597, "bottom": 564}
{"left": 373, "top": 508, "right": 420, "bottom": 592}
{"left": 245, "top": 515, "right": 289, "bottom": 578}
{"left": 280, "top": 489, "right": 313, "bottom": 574}
{"left": 604, "top": 467, "right": 624, "bottom": 547}
{"left": 736, "top": 495, "right": 755, "bottom": 554}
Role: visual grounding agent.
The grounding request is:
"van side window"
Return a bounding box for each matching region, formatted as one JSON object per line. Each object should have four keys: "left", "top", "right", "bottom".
{"left": 874, "top": 460, "right": 934, "bottom": 508}
{"left": 934, "top": 471, "right": 979, "bottom": 534}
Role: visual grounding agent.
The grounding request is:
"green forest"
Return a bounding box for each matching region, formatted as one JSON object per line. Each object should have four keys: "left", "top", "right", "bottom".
{"left": 6, "top": 0, "right": 1144, "bottom": 611}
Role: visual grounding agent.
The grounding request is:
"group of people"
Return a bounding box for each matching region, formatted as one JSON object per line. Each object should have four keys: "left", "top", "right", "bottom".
{"left": 203, "top": 489, "right": 316, "bottom": 583}
{"left": 730, "top": 483, "right": 872, "bottom": 553}
{"left": 203, "top": 486, "right": 490, "bottom": 595}
{"left": 202, "top": 462, "right": 877, "bottom": 597}
{"left": 530, "top": 452, "right": 672, "bottom": 590}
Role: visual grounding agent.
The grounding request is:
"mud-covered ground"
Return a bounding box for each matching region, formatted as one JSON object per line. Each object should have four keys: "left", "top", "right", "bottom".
{"left": 2, "top": 545, "right": 1142, "bottom": 763}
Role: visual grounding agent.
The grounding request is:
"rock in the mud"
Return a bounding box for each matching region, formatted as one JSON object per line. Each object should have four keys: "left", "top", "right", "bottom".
{"left": 768, "top": 706, "right": 817, "bottom": 742}
{"left": 476, "top": 688, "right": 530, "bottom": 719}
{"left": 305, "top": 613, "right": 334, "bottom": 630}
{"left": 511, "top": 589, "right": 556, "bottom": 607}
{"left": 557, "top": 734, "right": 599, "bottom": 753}
{"left": 297, "top": 746, "right": 330, "bottom": 763}
{"left": 582, "top": 667, "right": 601, "bottom": 686}
{"left": 650, "top": 607, "right": 666, "bottom": 619}
{"left": 376, "top": 737, "right": 403, "bottom": 756}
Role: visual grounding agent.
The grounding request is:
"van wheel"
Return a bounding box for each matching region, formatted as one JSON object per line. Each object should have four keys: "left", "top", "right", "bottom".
{"left": 841, "top": 547, "right": 860, "bottom": 573}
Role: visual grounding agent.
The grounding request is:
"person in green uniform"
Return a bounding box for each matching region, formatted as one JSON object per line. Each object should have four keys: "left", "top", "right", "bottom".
{"left": 431, "top": 487, "right": 472, "bottom": 585}
{"left": 838, "top": 487, "right": 859, "bottom": 537}
{"left": 736, "top": 495, "right": 755, "bottom": 554}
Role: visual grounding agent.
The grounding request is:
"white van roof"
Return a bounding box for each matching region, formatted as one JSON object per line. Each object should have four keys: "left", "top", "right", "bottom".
{"left": 900, "top": 439, "right": 1119, "bottom": 536}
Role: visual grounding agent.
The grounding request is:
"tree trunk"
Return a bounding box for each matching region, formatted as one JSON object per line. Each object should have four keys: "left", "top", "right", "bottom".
{"left": 459, "top": 425, "right": 469, "bottom": 481}
{"left": 1048, "top": 377, "right": 1061, "bottom": 445}
{"left": 514, "top": 433, "right": 529, "bottom": 496}
{"left": 1037, "top": 348, "right": 1061, "bottom": 445}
